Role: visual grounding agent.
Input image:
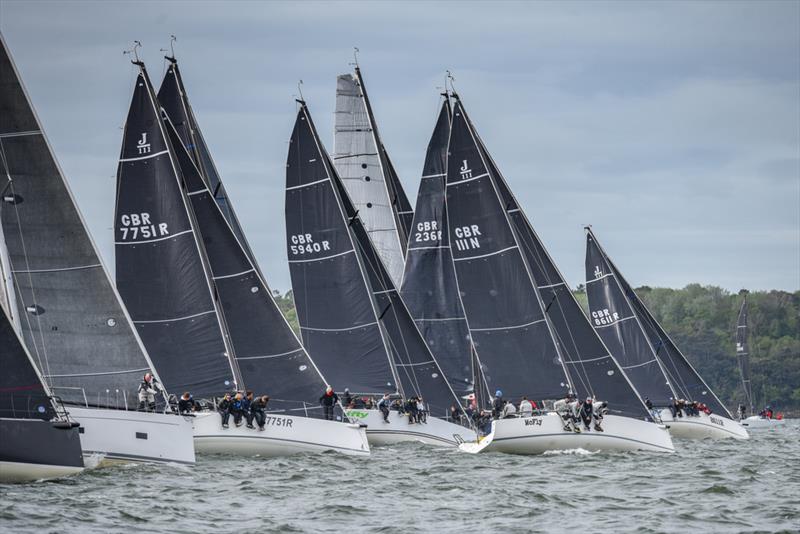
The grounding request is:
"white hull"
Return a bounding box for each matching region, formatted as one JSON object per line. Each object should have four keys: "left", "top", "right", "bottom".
{"left": 0, "top": 460, "right": 83, "bottom": 483}
{"left": 192, "top": 411, "right": 370, "bottom": 457}
{"left": 345, "top": 409, "right": 476, "bottom": 447}
{"left": 741, "top": 416, "right": 786, "bottom": 429}
{"left": 658, "top": 409, "right": 749, "bottom": 440}
{"left": 68, "top": 406, "right": 196, "bottom": 466}
{"left": 459, "top": 413, "right": 674, "bottom": 455}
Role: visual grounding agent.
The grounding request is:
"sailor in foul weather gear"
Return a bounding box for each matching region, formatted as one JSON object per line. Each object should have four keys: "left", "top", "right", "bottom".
{"left": 178, "top": 392, "right": 196, "bottom": 415}
{"left": 377, "top": 394, "right": 391, "bottom": 423}
{"left": 342, "top": 388, "right": 353, "bottom": 408}
{"left": 592, "top": 400, "right": 607, "bottom": 432}
{"left": 519, "top": 397, "right": 533, "bottom": 417}
{"left": 406, "top": 397, "right": 419, "bottom": 424}
{"left": 250, "top": 395, "right": 269, "bottom": 430}
{"left": 492, "top": 391, "right": 505, "bottom": 419}
{"left": 137, "top": 372, "right": 159, "bottom": 411}
{"left": 554, "top": 393, "right": 581, "bottom": 432}
{"left": 502, "top": 400, "right": 517, "bottom": 419}
{"left": 417, "top": 397, "right": 427, "bottom": 423}
{"left": 243, "top": 391, "right": 256, "bottom": 428}
{"left": 319, "top": 386, "right": 339, "bottom": 421}
{"left": 218, "top": 393, "right": 233, "bottom": 428}
{"left": 738, "top": 404, "right": 747, "bottom": 420}
{"left": 231, "top": 393, "right": 245, "bottom": 427}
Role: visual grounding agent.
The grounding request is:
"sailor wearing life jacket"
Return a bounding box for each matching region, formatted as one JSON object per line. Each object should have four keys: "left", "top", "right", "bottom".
{"left": 138, "top": 372, "right": 159, "bottom": 411}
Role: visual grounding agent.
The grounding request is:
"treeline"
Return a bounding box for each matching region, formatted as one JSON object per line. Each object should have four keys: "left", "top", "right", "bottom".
{"left": 274, "top": 284, "right": 800, "bottom": 413}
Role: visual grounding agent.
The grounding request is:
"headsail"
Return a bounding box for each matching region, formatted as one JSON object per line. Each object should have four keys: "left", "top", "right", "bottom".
{"left": 1, "top": 36, "right": 160, "bottom": 408}
{"left": 400, "top": 98, "right": 483, "bottom": 400}
{"left": 114, "top": 62, "right": 237, "bottom": 399}
{"left": 333, "top": 66, "right": 412, "bottom": 286}
{"left": 445, "top": 100, "right": 571, "bottom": 402}
{"left": 157, "top": 57, "right": 259, "bottom": 268}
{"left": 585, "top": 229, "right": 732, "bottom": 417}
{"left": 288, "top": 102, "right": 462, "bottom": 417}
{"left": 735, "top": 294, "right": 753, "bottom": 413}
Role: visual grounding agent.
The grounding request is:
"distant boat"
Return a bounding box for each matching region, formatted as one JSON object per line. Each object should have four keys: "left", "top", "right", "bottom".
{"left": 735, "top": 294, "right": 785, "bottom": 429}
{"left": 115, "top": 57, "right": 368, "bottom": 457}
{"left": 285, "top": 99, "right": 474, "bottom": 447}
{"left": 333, "top": 62, "right": 413, "bottom": 286}
{"left": 0, "top": 304, "right": 84, "bottom": 483}
{"left": 585, "top": 229, "right": 748, "bottom": 440}
{"left": 443, "top": 97, "right": 673, "bottom": 455}
{"left": 0, "top": 35, "right": 195, "bottom": 467}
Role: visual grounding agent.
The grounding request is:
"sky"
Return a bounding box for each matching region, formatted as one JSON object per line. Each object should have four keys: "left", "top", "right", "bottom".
{"left": 2, "top": 0, "right": 798, "bottom": 292}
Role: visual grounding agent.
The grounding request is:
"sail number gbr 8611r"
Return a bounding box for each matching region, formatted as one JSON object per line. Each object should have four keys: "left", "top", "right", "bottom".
{"left": 118, "top": 212, "right": 169, "bottom": 240}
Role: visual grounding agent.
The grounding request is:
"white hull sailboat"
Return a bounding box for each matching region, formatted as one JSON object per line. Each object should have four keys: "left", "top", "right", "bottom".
{"left": 345, "top": 409, "right": 475, "bottom": 447}
{"left": 192, "top": 412, "right": 370, "bottom": 457}
{"left": 459, "top": 414, "right": 674, "bottom": 455}
{"left": 740, "top": 415, "right": 785, "bottom": 430}
{"left": 658, "top": 409, "right": 748, "bottom": 440}
{"left": 68, "top": 406, "right": 195, "bottom": 466}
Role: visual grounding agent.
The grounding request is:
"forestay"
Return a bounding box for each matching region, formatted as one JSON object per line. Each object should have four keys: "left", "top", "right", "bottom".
{"left": 333, "top": 67, "right": 412, "bottom": 286}
{"left": 0, "top": 38, "right": 159, "bottom": 408}
{"left": 114, "top": 63, "right": 236, "bottom": 400}
{"left": 445, "top": 100, "right": 570, "bottom": 402}
{"left": 400, "top": 98, "right": 481, "bottom": 400}
{"left": 736, "top": 295, "right": 753, "bottom": 413}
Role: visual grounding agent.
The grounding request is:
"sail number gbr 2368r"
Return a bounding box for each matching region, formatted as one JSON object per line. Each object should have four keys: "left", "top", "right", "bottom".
{"left": 118, "top": 212, "right": 169, "bottom": 240}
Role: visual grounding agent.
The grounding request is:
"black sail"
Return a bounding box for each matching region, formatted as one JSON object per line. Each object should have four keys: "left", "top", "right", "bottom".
{"left": 470, "top": 127, "right": 648, "bottom": 418}
{"left": 287, "top": 103, "right": 462, "bottom": 417}
{"left": 1, "top": 37, "right": 160, "bottom": 408}
{"left": 114, "top": 63, "right": 236, "bottom": 399}
{"left": 164, "top": 117, "right": 328, "bottom": 414}
{"left": 736, "top": 295, "right": 753, "bottom": 413}
{"left": 157, "top": 58, "right": 258, "bottom": 268}
{"left": 400, "top": 99, "right": 478, "bottom": 398}
{"left": 445, "top": 100, "right": 570, "bottom": 402}
{"left": 1, "top": 303, "right": 54, "bottom": 420}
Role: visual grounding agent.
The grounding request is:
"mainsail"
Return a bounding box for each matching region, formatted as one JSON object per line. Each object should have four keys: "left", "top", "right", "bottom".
{"left": 400, "top": 97, "right": 483, "bottom": 400}
{"left": 585, "top": 229, "right": 732, "bottom": 417}
{"left": 333, "top": 66, "right": 412, "bottom": 286}
{"left": 1, "top": 36, "right": 160, "bottom": 408}
{"left": 287, "top": 101, "right": 462, "bottom": 417}
{"left": 444, "top": 99, "right": 571, "bottom": 402}
{"left": 735, "top": 294, "right": 753, "bottom": 413}
{"left": 114, "top": 62, "right": 237, "bottom": 399}
{"left": 157, "top": 56, "right": 258, "bottom": 268}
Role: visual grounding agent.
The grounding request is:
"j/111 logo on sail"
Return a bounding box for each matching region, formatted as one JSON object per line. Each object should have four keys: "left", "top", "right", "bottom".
{"left": 593, "top": 265, "right": 603, "bottom": 279}
{"left": 137, "top": 132, "right": 151, "bottom": 155}
{"left": 459, "top": 160, "right": 472, "bottom": 180}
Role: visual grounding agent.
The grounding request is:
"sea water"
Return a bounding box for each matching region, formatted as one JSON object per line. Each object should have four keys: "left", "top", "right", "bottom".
{"left": 1, "top": 421, "right": 798, "bottom": 533}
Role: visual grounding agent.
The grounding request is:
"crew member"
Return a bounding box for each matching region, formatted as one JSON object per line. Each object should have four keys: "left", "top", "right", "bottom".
{"left": 377, "top": 393, "right": 391, "bottom": 423}
{"left": 319, "top": 386, "right": 339, "bottom": 421}
{"left": 342, "top": 388, "right": 353, "bottom": 408}
{"left": 502, "top": 399, "right": 517, "bottom": 419}
{"left": 250, "top": 395, "right": 269, "bottom": 431}
{"left": 416, "top": 397, "right": 427, "bottom": 423}
{"left": 579, "top": 397, "right": 594, "bottom": 431}
{"left": 519, "top": 396, "right": 533, "bottom": 417}
{"left": 218, "top": 393, "right": 233, "bottom": 429}
{"left": 137, "top": 372, "right": 158, "bottom": 412}
{"left": 492, "top": 390, "right": 505, "bottom": 419}
{"left": 178, "top": 392, "right": 196, "bottom": 415}
{"left": 231, "top": 393, "right": 245, "bottom": 427}
{"left": 243, "top": 391, "right": 255, "bottom": 429}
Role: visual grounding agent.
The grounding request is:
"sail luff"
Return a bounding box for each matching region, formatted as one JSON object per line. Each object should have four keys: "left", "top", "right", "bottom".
{"left": 736, "top": 295, "right": 754, "bottom": 413}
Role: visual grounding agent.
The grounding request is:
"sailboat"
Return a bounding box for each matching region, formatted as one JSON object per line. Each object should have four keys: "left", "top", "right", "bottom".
{"left": 585, "top": 228, "right": 748, "bottom": 440}
{"left": 285, "top": 99, "right": 475, "bottom": 447}
{"left": 0, "top": 35, "right": 195, "bottom": 466}
{"left": 333, "top": 61, "right": 413, "bottom": 287}
{"left": 736, "top": 294, "right": 784, "bottom": 429}
{"left": 0, "top": 304, "right": 84, "bottom": 483}
{"left": 115, "top": 57, "right": 369, "bottom": 457}
{"left": 444, "top": 97, "right": 672, "bottom": 455}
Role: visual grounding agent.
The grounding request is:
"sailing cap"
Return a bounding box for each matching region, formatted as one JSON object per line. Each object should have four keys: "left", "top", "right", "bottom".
{"left": 495, "top": 390, "right": 502, "bottom": 397}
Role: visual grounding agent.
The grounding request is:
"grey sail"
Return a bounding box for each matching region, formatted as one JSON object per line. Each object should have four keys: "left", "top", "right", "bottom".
{"left": 400, "top": 98, "right": 480, "bottom": 399}
{"left": 1, "top": 37, "right": 159, "bottom": 408}
{"left": 164, "top": 115, "right": 330, "bottom": 414}
{"left": 445, "top": 100, "right": 571, "bottom": 402}
{"left": 157, "top": 57, "right": 259, "bottom": 269}
{"left": 114, "top": 62, "right": 237, "bottom": 400}
{"left": 467, "top": 115, "right": 649, "bottom": 419}
{"left": 333, "top": 66, "right": 412, "bottom": 286}
{"left": 288, "top": 102, "right": 462, "bottom": 417}
{"left": 735, "top": 295, "right": 753, "bottom": 413}
{"left": 585, "top": 229, "right": 732, "bottom": 417}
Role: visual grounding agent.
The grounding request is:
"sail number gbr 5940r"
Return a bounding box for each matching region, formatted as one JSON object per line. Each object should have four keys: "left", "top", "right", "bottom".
{"left": 289, "top": 233, "right": 330, "bottom": 256}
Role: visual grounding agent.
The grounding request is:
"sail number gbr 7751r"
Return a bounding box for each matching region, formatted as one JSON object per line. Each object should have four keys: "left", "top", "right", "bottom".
{"left": 118, "top": 212, "right": 169, "bottom": 240}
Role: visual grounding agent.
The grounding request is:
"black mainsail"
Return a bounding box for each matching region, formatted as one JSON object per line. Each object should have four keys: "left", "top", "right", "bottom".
{"left": 287, "top": 101, "right": 462, "bottom": 417}
{"left": 114, "top": 62, "right": 237, "bottom": 399}
{"left": 400, "top": 97, "right": 483, "bottom": 400}
{"left": 735, "top": 294, "right": 753, "bottom": 414}
{"left": 333, "top": 65, "right": 413, "bottom": 286}
{"left": 157, "top": 56, "right": 258, "bottom": 268}
{"left": 1, "top": 36, "right": 161, "bottom": 409}
{"left": 585, "top": 229, "right": 732, "bottom": 417}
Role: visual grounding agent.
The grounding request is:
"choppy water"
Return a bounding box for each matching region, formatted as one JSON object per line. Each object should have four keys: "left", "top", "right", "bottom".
{"left": 2, "top": 421, "right": 798, "bottom": 533}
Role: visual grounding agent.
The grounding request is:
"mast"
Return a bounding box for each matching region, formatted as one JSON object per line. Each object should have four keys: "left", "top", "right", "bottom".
{"left": 333, "top": 62, "right": 411, "bottom": 286}
{"left": 736, "top": 292, "right": 754, "bottom": 414}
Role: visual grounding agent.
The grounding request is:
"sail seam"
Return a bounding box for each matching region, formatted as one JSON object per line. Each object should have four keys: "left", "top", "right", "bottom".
{"left": 471, "top": 318, "right": 545, "bottom": 332}
{"left": 288, "top": 249, "right": 354, "bottom": 263}
{"left": 538, "top": 281, "right": 566, "bottom": 289}
{"left": 395, "top": 360, "right": 435, "bottom": 367}
{"left": 564, "top": 355, "right": 612, "bottom": 364}
{"left": 621, "top": 358, "right": 660, "bottom": 370}
{"left": 421, "top": 173, "right": 446, "bottom": 179}
{"left": 286, "top": 177, "right": 330, "bottom": 191}
{"left": 414, "top": 317, "right": 466, "bottom": 322}
{"left": 592, "top": 315, "right": 636, "bottom": 328}
{"left": 408, "top": 245, "right": 449, "bottom": 251}
{"left": 115, "top": 229, "right": 193, "bottom": 245}
{"left": 133, "top": 309, "right": 216, "bottom": 324}
{"left": 586, "top": 272, "right": 614, "bottom": 284}
{"left": 300, "top": 321, "right": 378, "bottom": 333}
{"left": 445, "top": 172, "right": 489, "bottom": 186}
{"left": 187, "top": 189, "right": 207, "bottom": 196}
{"left": 119, "top": 150, "right": 170, "bottom": 162}
{"left": 12, "top": 263, "right": 101, "bottom": 274}
{"left": 453, "top": 245, "right": 517, "bottom": 262}
{"left": 44, "top": 367, "right": 151, "bottom": 378}
{"left": 212, "top": 268, "right": 255, "bottom": 280}
{"left": 235, "top": 348, "right": 304, "bottom": 360}
{"left": 0, "top": 130, "right": 41, "bottom": 138}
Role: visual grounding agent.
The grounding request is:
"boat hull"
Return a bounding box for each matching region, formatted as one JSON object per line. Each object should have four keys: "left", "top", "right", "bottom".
{"left": 345, "top": 409, "right": 475, "bottom": 447}
{"left": 458, "top": 413, "right": 674, "bottom": 455}
{"left": 658, "top": 409, "right": 749, "bottom": 440}
{"left": 741, "top": 416, "right": 786, "bottom": 429}
{"left": 192, "top": 411, "right": 370, "bottom": 457}
{"left": 0, "top": 418, "right": 84, "bottom": 483}
{"left": 68, "top": 406, "right": 196, "bottom": 466}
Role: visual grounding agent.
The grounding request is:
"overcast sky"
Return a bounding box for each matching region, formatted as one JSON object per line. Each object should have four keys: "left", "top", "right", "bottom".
{"left": 2, "top": 1, "right": 798, "bottom": 292}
